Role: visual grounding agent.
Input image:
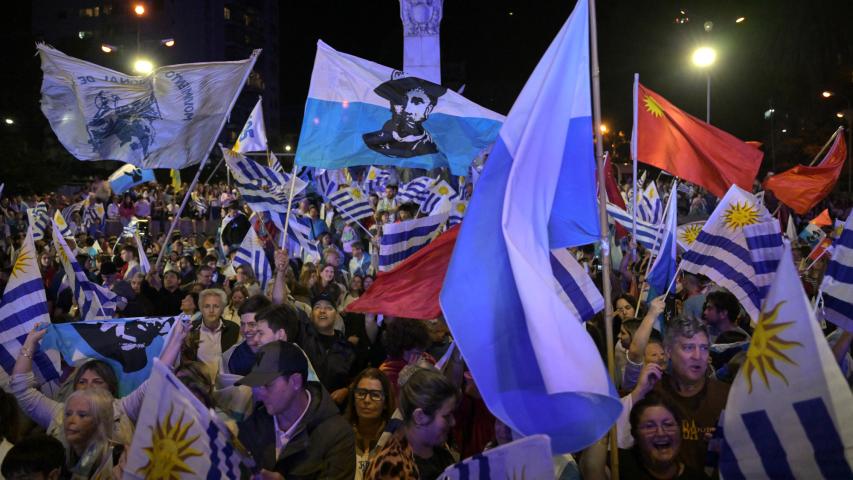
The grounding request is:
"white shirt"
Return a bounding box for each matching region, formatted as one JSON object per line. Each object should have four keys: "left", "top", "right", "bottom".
{"left": 273, "top": 390, "right": 312, "bottom": 460}
{"left": 197, "top": 319, "right": 224, "bottom": 374}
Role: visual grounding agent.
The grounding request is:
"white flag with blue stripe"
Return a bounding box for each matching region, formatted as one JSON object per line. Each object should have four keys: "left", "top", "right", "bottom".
{"left": 363, "top": 166, "right": 392, "bottom": 194}
{"left": 646, "top": 182, "right": 679, "bottom": 299}
{"left": 606, "top": 202, "right": 660, "bottom": 249}
{"left": 27, "top": 203, "right": 49, "bottom": 241}
{"left": 420, "top": 179, "right": 456, "bottom": 215}
{"left": 329, "top": 185, "right": 374, "bottom": 221}
{"left": 233, "top": 97, "right": 267, "bottom": 153}
{"left": 0, "top": 225, "right": 61, "bottom": 382}
{"left": 396, "top": 176, "right": 433, "bottom": 206}
{"left": 448, "top": 200, "right": 468, "bottom": 226}
{"left": 720, "top": 242, "right": 853, "bottom": 479}
{"left": 638, "top": 181, "right": 663, "bottom": 224}
{"left": 681, "top": 185, "right": 777, "bottom": 321}
{"left": 222, "top": 148, "right": 306, "bottom": 213}
{"left": 379, "top": 213, "right": 448, "bottom": 272}
{"left": 53, "top": 209, "right": 73, "bottom": 238}
{"left": 820, "top": 209, "right": 853, "bottom": 332}
{"left": 234, "top": 227, "right": 272, "bottom": 292}
{"left": 744, "top": 220, "right": 785, "bottom": 303}
{"left": 124, "top": 358, "right": 250, "bottom": 479}
{"left": 549, "top": 248, "right": 604, "bottom": 321}
{"left": 279, "top": 213, "right": 321, "bottom": 262}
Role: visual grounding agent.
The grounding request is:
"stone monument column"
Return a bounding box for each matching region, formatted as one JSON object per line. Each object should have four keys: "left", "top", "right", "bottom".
{"left": 399, "top": 0, "right": 443, "bottom": 84}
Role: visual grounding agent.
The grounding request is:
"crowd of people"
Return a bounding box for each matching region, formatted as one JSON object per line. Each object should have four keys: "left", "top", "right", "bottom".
{"left": 0, "top": 167, "right": 851, "bottom": 479}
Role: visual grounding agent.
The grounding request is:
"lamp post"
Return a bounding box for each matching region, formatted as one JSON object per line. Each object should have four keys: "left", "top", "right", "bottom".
{"left": 821, "top": 91, "right": 852, "bottom": 193}
{"left": 692, "top": 46, "right": 716, "bottom": 123}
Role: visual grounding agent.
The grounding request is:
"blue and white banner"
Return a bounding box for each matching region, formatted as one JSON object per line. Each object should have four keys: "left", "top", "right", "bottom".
{"left": 549, "top": 248, "right": 604, "bottom": 322}
{"left": 124, "top": 359, "right": 250, "bottom": 479}
{"left": 233, "top": 96, "right": 267, "bottom": 153}
{"left": 720, "top": 243, "right": 853, "bottom": 479}
{"left": 38, "top": 44, "right": 259, "bottom": 169}
{"left": 26, "top": 202, "right": 49, "bottom": 241}
{"left": 638, "top": 181, "right": 663, "bottom": 224}
{"left": 440, "top": 0, "right": 620, "bottom": 454}
{"left": 645, "top": 181, "right": 679, "bottom": 300}
{"left": 379, "top": 213, "right": 448, "bottom": 272}
{"left": 677, "top": 220, "right": 706, "bottom": 251}
{"left": 280, "top": 213, "right": 321, "bottom": 262}
{"left": 0, "top": 225, "right": 61, "bottom": 382}
{"left": 108, "top": 163, "right": 155, "bottom": 195}
{"left": 53, "top": 209, "right": 74, "bottom": 238}
{"left": 396, "top": 176, "right": 433, "bottom": 206}
{"left": 363, "top": 166, "right": 392, "bottom": 194}
{"left": 606, "top": 202, "right": 660, "bottom": 249}
{"left": 820, "top": 209, "right": 853, "bottom": 332}
{"left": 295, "top": 41, "right": 504, "bottom": 176}
{"left": 448, "top": 199, "right": 468, "bottom": 226}
{"left": 41, "top": 316, "right": 175, "bottom": 397}
{"left": 329, "top": 185, "right": 374, "bottom": 221}
{"left": 222, "top": 148, "right": 306, "bottom": 215}
{"left": 438, "top": 435, "right": 554, "bottom": 480}
{"left": 421, "top": 179, "right": 456, "bottom": 215}
{"left": 234, "top": 227, "right": 272, "bottom": 292}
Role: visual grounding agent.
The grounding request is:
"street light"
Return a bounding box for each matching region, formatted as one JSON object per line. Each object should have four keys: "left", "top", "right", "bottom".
{"left": 101, "top": 44, "right": 117, "bottom": 53}
{"left": 134, "top": 4, "right": 146, "bottom": 16}
{"left": 161, "top": 38, "right": 175, "bottom": 47}
{"left": 822, "top": 91, "right": 833, "bottom": 98}
{"left": 133, "top": 58, "right": 154, "bottom": 74}
{"left": 4, "top": 118, "right": 14, "bottom": 125}
{"left": 692, "top": 46, "right": 716, "bottom": 123}
{"left": 821, "top": 90, "right": 853, "bottom": 193}
{"left": 599, "top": 123, "right": 609, "bottom": 134}
{"left": 284, "top": 145, "right": 292, "bottom": 152}
{"left": 838, "top": 112, "right": 846, "bottom": 119}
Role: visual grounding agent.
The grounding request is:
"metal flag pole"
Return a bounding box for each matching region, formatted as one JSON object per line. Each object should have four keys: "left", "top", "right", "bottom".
{"left": 807, "top": 126, "right": 843, "bottom": 167}
{"left": 631, "top": 73, "right": 640, "bottom": 244}
{"left": 154, "top": 49, "right": 261, "bottom": 271}
{"left": 589, "top": 0, "right": 619, "bottom": 477}
{"left": 280, "top": 161, "right": 300, "bottom": 249}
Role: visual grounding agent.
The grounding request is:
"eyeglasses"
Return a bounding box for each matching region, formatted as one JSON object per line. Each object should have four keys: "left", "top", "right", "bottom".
{"left": 638, "top": 420, "right": 680, "bottom": 435}
{"left": 354, "top": 388, "right": 384, "bottom": 402}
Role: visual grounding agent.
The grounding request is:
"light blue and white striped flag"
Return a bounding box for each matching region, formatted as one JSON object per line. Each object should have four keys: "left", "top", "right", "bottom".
{"left": 820, "top": 209, "right": 853, "bottom": 332}
{"left": 53, "top": 210, "right": 73, "bottom": 238}
{"left": 26, "top": 202, "right": 49, "bottom": 241}
{"left": 438, "top": 435, "right": 554, "bottom": 480}
{"left": 124, "top": 358, "right": 251, "bottom": 479}
{"left": 222, "top": 148, "right": 306, "bottom": 214}
{"left": 0, "top": 225, "right": 61, "bottom": 382}
{"left": 549, "top": 248, "right": 604, "bottom": 321}
{"left": 329, "top": 185, "right": 374, "bottom": 221}
{"left": 421, "top": 179, "right": 457, "bottom": 214}
{"left": 396, "top": 176, "right": 433, "bottom": 206}
{"left": 234, "top": 227, "right": 272, "bottom": 292}
{"left": 448, "top": 200, "right": 468, "bottom": 226}
{"left": 363, "top": 166, "right": 392, "bottom": 194}
{"left": 108, "top": 164, "right": 155, "bottom": 195}
{"left": 606, "top": 202, "right": 660, "bottom": 249}
{"left": 744, "top": 220, "right": 785, "bottom": 303}
{"left": 681, "top": 185, "right": 779, "bottom": 321}
{"left": 720, "top": 242, "right": 853, "bottom": 479}
{"left": 314, "top": 168, "right": 347, "bottom": 200}
{"left": 379, "top": 213, "right": 448, "bottom": 272}
{"left": 638, "top": 181, "right": 663, "bottom": 224}
{"left": 646, "top": 181, "right": 679, "bottom": 300}
{"left": 280, "top": 213, "right": 321, "bottom": 262}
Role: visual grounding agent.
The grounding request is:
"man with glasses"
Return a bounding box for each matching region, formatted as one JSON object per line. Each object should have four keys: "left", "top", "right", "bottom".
{"left": 237, "top": 340, "right": 355, "bottom": 479}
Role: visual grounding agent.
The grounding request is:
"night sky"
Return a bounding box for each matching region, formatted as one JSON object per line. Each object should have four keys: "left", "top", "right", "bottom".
{"left": 1, "top": 0, "right": 852, "bottom": 189}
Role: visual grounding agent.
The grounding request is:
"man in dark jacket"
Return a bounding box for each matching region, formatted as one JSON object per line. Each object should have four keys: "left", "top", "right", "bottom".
{"left": 298, "top": 293, "right": 358, "bottom": 404}
{"left": 237, "top": 341, "right": 355, "bottom": 479}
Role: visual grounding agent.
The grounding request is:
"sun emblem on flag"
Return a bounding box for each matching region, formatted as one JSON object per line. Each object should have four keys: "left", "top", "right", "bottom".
{"left": 138, "top": 406, "right": 202, "bottom": 478}
{"left": 679, "top": 223, "right": 702, "bottom": 246}
{"left": 723, "top": 201, "right": 760, "bottom": 230}
{"left": 367, "top": 169, "right": 377, "bottom": 180}
{"left": 742, "top": 301, "right": 802, "bottom": 393}
{"left": 455, "top": 202, "right": 467, "bottom": 214}
{"left": 643, "top": 95, "right": 664, "bottom": 118}
{"left": 437, "top": 185, "right": 450, "bottom": 196}
{"left": 351, "top": 187, "right": 363, "bottom": 200}
{"left": 11, "top": 246, "right": 33, "bottom": 279}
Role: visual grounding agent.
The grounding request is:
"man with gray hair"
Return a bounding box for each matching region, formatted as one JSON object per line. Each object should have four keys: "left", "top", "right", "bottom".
{"left": 191, "top": 288, "right": 239, "bottom": 373}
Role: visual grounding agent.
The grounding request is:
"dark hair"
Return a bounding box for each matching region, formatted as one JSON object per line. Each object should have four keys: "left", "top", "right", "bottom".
{"left": 621, "top": 317, "right": 642, "bottom": 336}
{"left": 238, "top": 294, "right": 272, "bottom": 316}
{"left": 628, "top": 392, "right": 684, "bottom": 441}
{"left": 255, "top": 304, "right": 301, "bottom": 342}
{"left": 1, "top": 434, "right": 66, "bottom": 478}
{"left": 345, "top": 368, "right": 396, "bottom": 426}
{"left": 184, "top": 292, "right": 200, "bottom": 312}
{"left": 704, "top": 290, "right": 740, "bottom": 322}
{"left": 613, "top": 293, "right": 637, "bottom": 310}
{"left": 383, "top": 318, "right": 430, "bottom": 358}
{"left": 665, "top": 316, "right": 710, "bottom": 348}
{"left": 0, "top": 389, "right": 22, "bottom": 443}
{"left": 69, "top": 359, "right": 119, "bottom": 397}
{"left": 175, "top": 361, "right": 215, "bottom": 408}
{"left": 399, "top": 368, "right": 457, "bottom": 424}
{"left": 121, "top": 244, "right": 136, "bottom": 256}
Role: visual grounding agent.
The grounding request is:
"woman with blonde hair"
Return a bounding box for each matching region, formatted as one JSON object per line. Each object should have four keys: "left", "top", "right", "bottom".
{"left": 62, "top": 387, "right": 125, "bottom": 478}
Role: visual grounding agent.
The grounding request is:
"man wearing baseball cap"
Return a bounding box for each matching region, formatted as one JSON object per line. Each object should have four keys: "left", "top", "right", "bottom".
{"left": 237, "top": 340, "right": 355, "bottom": 479}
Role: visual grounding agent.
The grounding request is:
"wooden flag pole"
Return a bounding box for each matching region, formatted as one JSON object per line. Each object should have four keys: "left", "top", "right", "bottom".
{"left": 589, "top": 0, "right": 619, "bottom": 477}
{"left": 808, "top": 126, "right": 843, "bottom": 167}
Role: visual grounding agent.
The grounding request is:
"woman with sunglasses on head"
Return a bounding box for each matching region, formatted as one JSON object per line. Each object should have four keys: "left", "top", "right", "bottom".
{"left": 345, "top": 368, "right": 396, "bottom": 480}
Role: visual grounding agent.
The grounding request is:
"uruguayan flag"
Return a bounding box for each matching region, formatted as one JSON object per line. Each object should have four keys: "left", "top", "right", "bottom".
{"left": 233, "top": 97, "right": 267, "bottom": 153}
{"left": 0, "top": 225, "right": 61, "bottom": 382}
{"left": 638, "top": 181, "right": 663, "bottom": 224}
{"left": 295, "top": 41, "right": 504, "bottom": 176}
{"left": 549, "top": 248, "right": 604, "bottom": 321}
{"left": 744, "top": 220, "right": 785, "bottom": 303}
{"left": 421, "top": 179, "right": 456, "bottom": 214}
{"left": 448, "top": 200, "right": 468, "bottom": 226}
{"left": 677, "top": 220, "right": 706, "bottom": 251}
{"left": 279, "top": 213, "right": 320, "bottom": 262}
{"left": 646, "top": 181, "right": 679, "bottom": 299}
{"left": 606, "top": 203, "right": 659, "bottom": 249}
{"left": 396, "top": 176, "right": 433, "bottom": 206}
{"left": 329, "top": 185, "right": 374, "bottom": 221}
{"left": 269, "top": 153, "right": 285, "bottom": 175}
{"left": 53, "top": 220, "right": 123, "bottom": 320}
{"left": 681, "top": 185, "right": 776, "bottom": 321}
{"left": 38, "top": 44, "right": 259, "bottom": 169}
{"left": 108, "top": 163, "right": 155, "bottom": 195}
{"left": 234, "top": 227, "right": 272, "bottom": 292}
{"left": 53, "top": 209, "right": 74, "bottom": 238}
{"left": 363, "top": 166, "right": 392, "bottom": 194}
{"left": 124, "top": 359, "right": 250, "bottom": 479}
{"left": 720, "top": 243, "right": 853, "bottom": 479}
{"left": 83, "top": 202, "right": 105, "bottom": 229}
{"left": 134, "top": 233, "right": 150, "bottom": 275}
{"left": 438, "top": 435, "right": 554, "bottom": 480}
{"left": 222, "top": 148, "right": 306, "bottom": 213}
{"left": 440, "top": 0, "right": 620, "bottom": 453}
{"left": 379, "top": 213, "right": 448, "bottom": 272}
{"left": 820, "top": 209, "right": 853, "bottom": 332}
{"left": 27, "top": 203, "right": 49, "bottom": 241}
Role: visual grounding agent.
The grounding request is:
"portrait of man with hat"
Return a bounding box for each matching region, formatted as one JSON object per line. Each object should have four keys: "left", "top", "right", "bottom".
{"left": 362, "top": 75, "right": 448, "bottom": 158}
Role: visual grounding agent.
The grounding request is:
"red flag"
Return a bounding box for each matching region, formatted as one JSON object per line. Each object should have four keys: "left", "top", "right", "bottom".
{"left": 635, "top": 83, "right": 763, "bottom": 198}
{"left": 764, "top": 131, "right": 847, "bottom": 215}
{"left": 810, "top": 208, "right": 833, "bottom": 227}
{"left": 603, "top": 152, "right": 626, "bottom": 209}
{"left": 346, "top": 226, "right": 459, "bottom": 320}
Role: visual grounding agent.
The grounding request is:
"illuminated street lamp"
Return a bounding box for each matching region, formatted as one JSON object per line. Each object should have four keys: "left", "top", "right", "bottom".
{"left": 4, "top": 118, "right": 14, "bottom": 125}
{"left": 599, "top": 123, "right": 609, "bottom": 134}
{"left": 133, "top": 59, "right": 154, "bottom": 74}
{"left": 822, "top": 91, "right": 833, "bottom": 98}
{"left": 284, "top": 145, "right": 293, "bottom": 152}
{"left": 161, "top": 38, "right": 175, "bottom": 47}
{"left": 134, "top": 4, "right": 146, "bottom": 16}
{"left": 100, "top": 44, "right": 117, "bottom": 53}
{"left": 692, "top": 46, "right": 716, "bottom": 123}
{"left": 735, "top": 17, "right": 745, "bottom": 23}
{"left": 821, "top": 90, "right": 852, "bottom": 193}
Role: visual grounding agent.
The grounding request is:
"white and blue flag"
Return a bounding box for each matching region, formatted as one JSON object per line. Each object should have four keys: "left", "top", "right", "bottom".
{"left": 295, "top": 41, "right": 504, "bottom": 176}
{"left": 549, "top": 248, "right": 604, "bottom": 322}
{"left": 379, "top": 213, "right": 448, "bottom": 272}
{"left": 233, "top": 96, "right": 267, "bottom": 153}
{"left": 448, "top": 200, "right": 468, "bottom": 226}
{"left": 396, "top": 176, "right": 433, "bottom": 206}
{"left": 313, "top": 168, "right": 347, "bottom": 200}
{"left": 108, "top": 163, "right": 155, "bottom": 195}
{"left": 720, "top": 243, "right": 853, "bottom": 479}
{"left": 645, "top": 182, "right": 679, "bottom": 300}
{"left": 606, "top": 202, "right": 660, "bottom": 249}
{"left": 27, "top": 202, "right": 49, "bottom": 241}
{"left": 234, "top": 227, "right": 272, "bottom": 292}
{"left": 440, "top": 0, "right": 620, "bottom": 454}
{"left": 280, "top": 213, "right": 321, "bottom": 262}
{"left": 420, "top": 179, "right": 456, "bottom": 215}
{"left": 681, "top": 185, "right": 779, "bottom": 321}
{"left": 820, "top": 209, "right": 853, "bottom": 332}
{"left": 0, "top": 225, "right": 61, "bottom": 382}
{"left": 638, "top": 181, "right": 663, "bottom": 224}
{"left": 38, "top": 44, "right": 259, "bottom": 169}
{"left": 53, "top": 209, "right": 74, "bottom": 238}
{"left": 222, "top": 148, "right": 306, "bottom": 215}
{"left": 124, "top": 358, "right": 251, "bottom": 479}
{"left": 363, "top": 166, "right": 392, "bottom": 194}
{"left": 329, "top": 185, "right": 373, "bottom": 221}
